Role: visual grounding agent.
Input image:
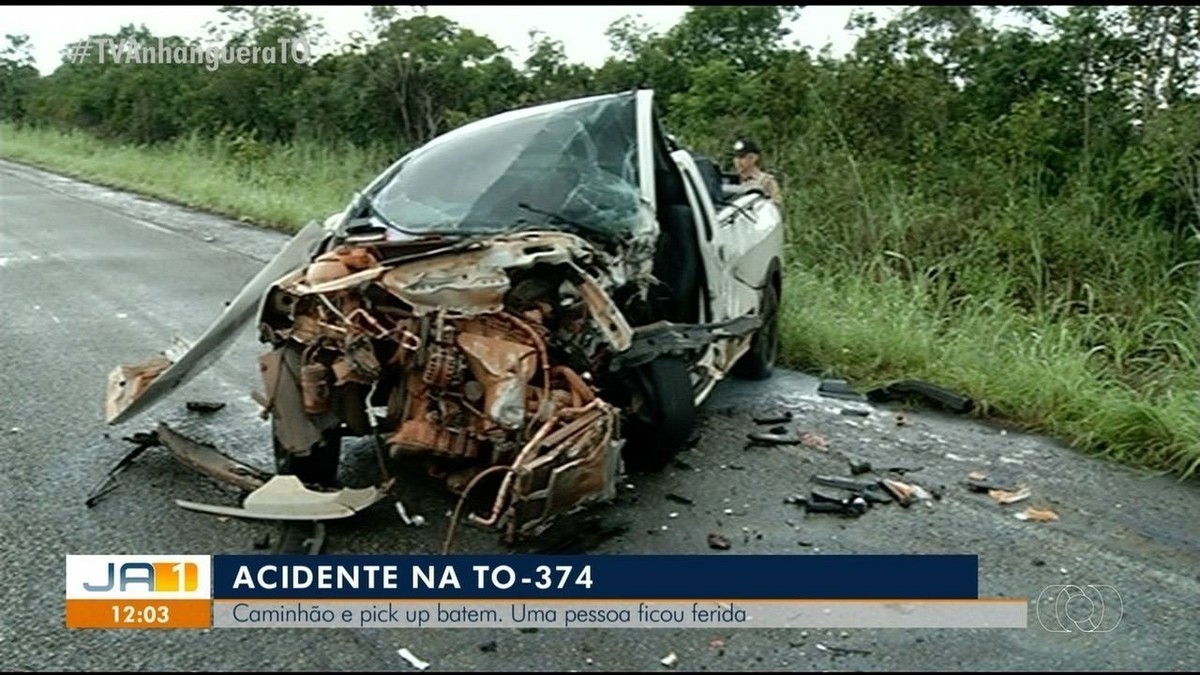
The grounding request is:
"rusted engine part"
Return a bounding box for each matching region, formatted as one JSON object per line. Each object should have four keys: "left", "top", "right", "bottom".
{"left": 261, "top": 235, "right": 629, "bottom": 535}
{"left": 473, "top": 399, "right": 624, "bottom": 540}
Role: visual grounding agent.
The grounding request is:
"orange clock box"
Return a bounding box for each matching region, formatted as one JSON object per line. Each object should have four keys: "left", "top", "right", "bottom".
{"left": 66, "top": 599, "right": 212, "bottom": 629}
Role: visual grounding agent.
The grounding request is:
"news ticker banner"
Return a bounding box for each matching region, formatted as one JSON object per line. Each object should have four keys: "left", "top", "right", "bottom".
{"left": 65, "top": 554, "right": 1027, "bottom": 629}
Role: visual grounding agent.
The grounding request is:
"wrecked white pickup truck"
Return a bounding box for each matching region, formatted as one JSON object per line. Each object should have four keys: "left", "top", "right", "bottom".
{"left": 103, "top": 90, "right": 785, "bottom": 540}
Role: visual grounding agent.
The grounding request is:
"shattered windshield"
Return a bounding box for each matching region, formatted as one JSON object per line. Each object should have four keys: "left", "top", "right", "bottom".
{"left": 370, "top": 93, "right": 642, "bottom": 241}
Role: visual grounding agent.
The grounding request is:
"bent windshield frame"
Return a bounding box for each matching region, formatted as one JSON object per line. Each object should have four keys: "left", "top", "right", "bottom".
{"left": 369, "top": 93, "right": 642, "bottom": 241}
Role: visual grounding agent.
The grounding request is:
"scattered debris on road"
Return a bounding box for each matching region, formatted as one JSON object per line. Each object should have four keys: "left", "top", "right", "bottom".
{"left": 848, "top": 460, "right": 872, "bottom": 475}
{"left": 866, "top": 379, "right": 974, "bottom": 414}
{"left": 479, "top": 640, "right": 498, "bottom": 653}
{"left": 967, "top": 470, "right": 987, "bottom": 481}
{"left": 965, "top": 477, "right": 1018, "bottom": 493}
{"left": 185, "top": 400, "right": 227, "bottom": 413}
{"left": 880, "top": 478, "right": 919, "bottom": 507}
{"left": 395, "top": 501, "right": 428, "bottom": 527}
{"left": 666, "top": 493, "right": 694, "bottom": 505}
{"left": 752, "top": 411, "right": 793, "bottom": 425}
{"left": 660, "top": 651, "right": 679, "bottom": 668}
{"left": 397, "top": 647, "right": 431, "bottom": 671}
{"left": 707, "top": 533, "right": 732, "bottom": 550}
{"left": 988, "top": 487, "right": 1031, "bottom": 505}
{"left": 840, "top": 407, "right": 871, "bottom": 417}
{"left": 817, "top": 379, "right": 867, "bottom": 402}
{"left": 746, "top": 431, "right": 800, "bottom": 446}
{"left": 1015, "top": 506, "right": 1059, "bottom": 522}
{"left": 812, "top": 475, "right": 893, "bottom": 504}
{"left": 85, "top": 430, "right": 162, "bottom": 507}
{"left": 799, "top": 432, "right": 829, "bottom": 450}
{"left": 894, "top": 413, "right": 911, "bottom": 427}
{"left": 815, "top": 642, "right": 873, "bottom": 657}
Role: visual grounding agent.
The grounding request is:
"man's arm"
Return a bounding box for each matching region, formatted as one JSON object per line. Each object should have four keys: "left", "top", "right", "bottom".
{"left": 763, "top": 174, "right": 783, "bottom": 209}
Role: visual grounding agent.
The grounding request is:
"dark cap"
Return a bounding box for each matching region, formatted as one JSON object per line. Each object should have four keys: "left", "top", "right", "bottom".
{"left": 733, "top": 138, "right": 761, "bottom": 156}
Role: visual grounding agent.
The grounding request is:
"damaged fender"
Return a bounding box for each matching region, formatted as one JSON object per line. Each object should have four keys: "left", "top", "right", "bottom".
{"left": 105, "top": 219, "right": 329, "bottom": 425}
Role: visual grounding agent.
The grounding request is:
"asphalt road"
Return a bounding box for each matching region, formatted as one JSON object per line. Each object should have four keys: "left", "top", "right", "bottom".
{"left": 1, "top": 159, "right": 1198, "bottom": 671}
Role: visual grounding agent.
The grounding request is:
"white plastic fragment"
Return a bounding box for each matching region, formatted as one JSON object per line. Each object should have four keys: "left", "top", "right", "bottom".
{"left": 397, "top": 647, "right": 430, "bottom": 671}
{"left": 660, "top": 652, "right": 678, "bottom": 668}
{"left": 395, "top": 501, "right": 427, "bottom": 528}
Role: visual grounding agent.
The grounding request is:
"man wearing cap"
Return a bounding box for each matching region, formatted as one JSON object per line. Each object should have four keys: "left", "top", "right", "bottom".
{"left": 733, "top": 138, "right": 782, "bottom": 208}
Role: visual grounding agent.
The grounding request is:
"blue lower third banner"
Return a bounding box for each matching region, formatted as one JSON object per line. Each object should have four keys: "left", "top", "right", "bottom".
{"left": 209, "top": 555, "right": 1028, "bottom": 628}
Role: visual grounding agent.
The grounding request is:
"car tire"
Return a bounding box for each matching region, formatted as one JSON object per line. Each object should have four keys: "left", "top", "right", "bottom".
{"left": 622, "top": 355, "right": 697, "bottom": 471}
{"left": 272, "top": 421, "right": 342, "bottom": 489}
{"left": 734, "top": 281, "right": 780, "bottom": 380}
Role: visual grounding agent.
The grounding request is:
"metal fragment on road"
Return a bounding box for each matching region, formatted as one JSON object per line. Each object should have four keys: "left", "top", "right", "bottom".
{"left": 799, "top": 432, "right": 829, "bottom": 450}
{"left": 397, "top": 647, "right": 430, "bottom": 671}
{"left": 746, "top": 431, "right": 800, "bottom": 446}
{"left": 395, "top": 501, "right": 427, "bottom": 527}
{"left": 987, "top": 487, "right": 1031, "bottom": 505}
{"left": 156, "top": 422, "right": 271, "bottom": 492}
{"left": 1015, "top": 506, "right": 1059, "bottom": 522}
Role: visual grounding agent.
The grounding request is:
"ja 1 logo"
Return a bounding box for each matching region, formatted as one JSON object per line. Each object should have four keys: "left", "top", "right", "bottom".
{"left": 1036, "top": 584, "right": 1123, "bottom": 632}
{"left": 83, "top": 561, "right": 198, "bottom": 592}
{"left": 66, "top": 555, "right": 211, "bottom": 599}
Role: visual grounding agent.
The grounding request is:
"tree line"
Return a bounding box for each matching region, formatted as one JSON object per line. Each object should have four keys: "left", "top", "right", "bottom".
{"left": 3, "top": 5, "right": 1199, "bottom": 267}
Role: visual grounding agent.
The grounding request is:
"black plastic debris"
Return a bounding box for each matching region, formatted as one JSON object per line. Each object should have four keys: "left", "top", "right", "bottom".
{"left": 186, "top": 400, "right": 227, "bottom": 413}
{"left": 812, "top": 476, "right": 894, "bottom": 504}
{"left": 85, "top": 430, "right": 163, "bottom": 507}
{"left": 817, "top": 379, "right": 867, "bottom": 402}
{"left": 840, "top": 407, "right": 871, "bottom": 417}
{"left": 866, "top": 380, "right": 974, "bottom": 414}
{"left": 666, "top": 493, "right": 694, "bottom": 506}
{"left": 746, "top": 431, "right": 800, "bottom": 447}
{"left": 753, "top": 411, "right": 794, "bottom": 425}
{"left": 801, "top": 494, "right": 868, "bottom": 517}
{"left": 965, "top": 478, "right": 1017, "bottom": 493}
{"left": 848, "top": 460, "right": 873, "bottom": 475}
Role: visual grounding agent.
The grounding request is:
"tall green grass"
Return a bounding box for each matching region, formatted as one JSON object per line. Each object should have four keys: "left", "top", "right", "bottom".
{"left": 2, "top": 122, "right": 1197, "bottom": 477}
{"left": 0, "top": 123, "right": 392, "bottom": 230}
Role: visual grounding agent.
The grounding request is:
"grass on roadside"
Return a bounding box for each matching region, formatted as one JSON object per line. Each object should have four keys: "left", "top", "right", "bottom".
{"left": 0, "top": 123, "right": 390, "bottom": 230}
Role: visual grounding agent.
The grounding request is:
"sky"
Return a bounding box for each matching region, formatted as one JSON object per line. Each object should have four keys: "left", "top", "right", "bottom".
{"left": 0, "top": 5, "right": 902, "bottom": 75}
